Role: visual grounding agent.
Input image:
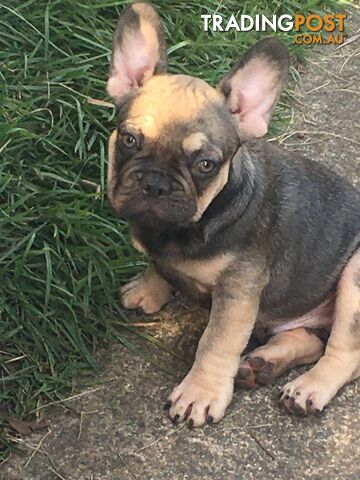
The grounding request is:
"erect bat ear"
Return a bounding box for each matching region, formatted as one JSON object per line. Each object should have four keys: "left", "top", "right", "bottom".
{"left": 107, "top": 2, "right": 167, "bottom": 104}
{"left": 218, "top": 38, "right": 290, "bottom": 140}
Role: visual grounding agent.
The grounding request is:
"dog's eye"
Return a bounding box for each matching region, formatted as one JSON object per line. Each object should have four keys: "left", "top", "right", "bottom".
{"left": 122, "top": 133, "right": 137, "bottom": 149}
{"left": 196, "top": 159, "right": 215, "bottom": 174}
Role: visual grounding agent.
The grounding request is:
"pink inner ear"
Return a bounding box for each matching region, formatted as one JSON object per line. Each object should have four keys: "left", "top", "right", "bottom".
{"left": 229, "top": 91, "right": 245, "bottom": 115}
{"left": 107, "top": 68, "right": 137, "bottom": 100}
{"left": 226, "top": 59, "right": 280, "bottom": 139}
{"left": 227, "top": 88, "right": 271, "bottom": 139}
{"left": 107, "top": 28, "right": 159, "bottom": 101}
{"left": 238, "top": 111, "right": 268, "bottom": 138}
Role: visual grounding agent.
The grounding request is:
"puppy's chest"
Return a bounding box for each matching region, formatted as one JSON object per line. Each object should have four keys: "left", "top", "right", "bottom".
{"left": 161, "top": 252, "right": 233, "bottom": 290}
{"left": 131, "top": 232, "right": 233, "bottom": 298}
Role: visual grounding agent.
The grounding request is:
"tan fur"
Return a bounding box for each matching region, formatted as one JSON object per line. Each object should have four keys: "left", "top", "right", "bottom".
{"left": 332, "top": 252, "right": 360, "bottom": 349}
{"left": 130, "top": 235, "right": 147, "bottom": 255}
{"left": 172, "top": 253, "right": 235, "bottom": 287}
{"left": 120, "top": 265, "right": 173, "bottom": 314}
{"left": 127, "top": 75, "right": 223, "bottom": 140}
{"left": 182, "top": 132, "right": 208, "bottom": 155}
{"left": 107, "top": 129, "right": 117, "bottom": 201}
{"left": 192, "top": 161, "right": 231, "bottom": 222}
{"left": 168, "top": 265, "right": 269, "bottom": 426}
{"left": 282, "top": 249, "right": 360, "bottom": 413}
{"left": 107, "top": 129, "right": 131, "bottom": 212}
{"left": 246, "top": 328, "right": 324, "bottom": 377}
{"left": 169, "top": 294, "right": 263, "bottom": 426}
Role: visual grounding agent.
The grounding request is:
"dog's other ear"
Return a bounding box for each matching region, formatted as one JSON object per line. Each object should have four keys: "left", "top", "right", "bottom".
{"left": 107, "top": 2, "right": 167, "bottom": 103}
{"left": 218, "top": 38, "right": 289, "bottom": 140}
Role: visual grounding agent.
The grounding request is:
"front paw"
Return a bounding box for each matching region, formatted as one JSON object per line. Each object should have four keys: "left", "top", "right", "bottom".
{"left": 120, "top": 269, "right": 173, "bottom": 314}
{"left": 280, "top": 369, "right": 336, "bottom": 416}
{"left": 166, "top": 369, "right": 234, "bottom": 428}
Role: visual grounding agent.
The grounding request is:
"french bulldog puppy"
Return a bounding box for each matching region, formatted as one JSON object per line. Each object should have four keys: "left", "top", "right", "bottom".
{"left": 106, "top": 2, "right": 360, "bottom": 427}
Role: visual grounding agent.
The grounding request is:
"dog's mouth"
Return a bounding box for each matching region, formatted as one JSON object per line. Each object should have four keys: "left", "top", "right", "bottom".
{"left": 110, "top": 190, "right": 197, "bottom": 225}
{"left": 109, "top": 168, "right": 197, "bottom": 225}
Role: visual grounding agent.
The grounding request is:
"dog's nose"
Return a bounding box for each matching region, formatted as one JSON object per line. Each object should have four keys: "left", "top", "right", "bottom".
{"left": 142, "top": 172, "right": 171, "bottom": 198}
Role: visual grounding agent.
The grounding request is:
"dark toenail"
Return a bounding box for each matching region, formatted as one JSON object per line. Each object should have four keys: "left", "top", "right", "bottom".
{"left": 207, "top": 415, "right": 214, "bottom": 425}
{"left": 135, "top": 308, "right": 143, "bottom": 317}
{"left": 188, "top": 419, "right": 194, "bottom": 430}
{"left": 172, "top": 414, "right": 180, "bottom": 425}
{"left": 184, "top": 403, "right": 193, "bottom": 421}
{"left": 237, "top": 367, "right": 251, "bottom": 379}
{"left": 163, "top": 401, "right": 171, "bottom": 411}
{"left": 284, "top": 395, "right": 290, "bottom": 400}
{"left": 306, "top": 399, "right": 314, "bottom": 413}
{"left": 296, "top": 391, "right": 301, "bottom": 396}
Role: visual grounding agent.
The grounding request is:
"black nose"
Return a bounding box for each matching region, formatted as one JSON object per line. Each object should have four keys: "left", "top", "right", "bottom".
{"left": 142, "top": 172, "right": 171, "bottom": 198}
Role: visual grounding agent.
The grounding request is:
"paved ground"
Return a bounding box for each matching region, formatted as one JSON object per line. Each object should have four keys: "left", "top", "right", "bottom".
{"left": 2, "top": 11, "right": 360, "bottom": 480}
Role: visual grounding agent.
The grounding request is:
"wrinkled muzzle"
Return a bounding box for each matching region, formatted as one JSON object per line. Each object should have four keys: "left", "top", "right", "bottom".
{"left": 107, "top": 131, "right": 197, "bottom": 225}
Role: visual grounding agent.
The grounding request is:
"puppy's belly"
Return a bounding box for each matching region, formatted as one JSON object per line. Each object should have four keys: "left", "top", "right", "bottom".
{"left": 257, "top": 295, "right": 335, "bottom": 336}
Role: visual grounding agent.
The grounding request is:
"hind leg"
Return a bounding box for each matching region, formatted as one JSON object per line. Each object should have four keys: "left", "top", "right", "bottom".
{"left": 281, "top": 250, "right": 360, "bottom": 415}
{"left": 236, "top": 328, "right": 325, "bottom": 388}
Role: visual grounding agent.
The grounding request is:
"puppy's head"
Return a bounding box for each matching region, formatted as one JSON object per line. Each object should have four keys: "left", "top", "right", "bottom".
{"left": 107, "top": 2, "right": 289, "bottom": 226}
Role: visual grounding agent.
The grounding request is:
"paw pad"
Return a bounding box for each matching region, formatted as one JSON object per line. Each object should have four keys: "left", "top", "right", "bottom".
{"left": 235, "top": 356, "right": 275, "bottom": 388}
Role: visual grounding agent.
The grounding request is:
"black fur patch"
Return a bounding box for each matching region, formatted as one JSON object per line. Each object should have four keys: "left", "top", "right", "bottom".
{"left": 354, "top": 270, "right": 360, "bottom": 289}
{"left": 350, "top": 312, "right": 360, "bottom": 336}
{"left": 305, "top": 327, "right": 329, "bottom": 343}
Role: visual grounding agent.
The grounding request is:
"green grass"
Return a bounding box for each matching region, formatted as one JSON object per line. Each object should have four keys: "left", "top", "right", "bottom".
{"left": 0, "top": 0, "right": 344, "bottom": 457}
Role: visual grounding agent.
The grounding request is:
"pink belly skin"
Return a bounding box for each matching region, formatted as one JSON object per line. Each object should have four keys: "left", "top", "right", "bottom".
{"left": 269, "top": 296, "right": 335, "bottom": 335}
